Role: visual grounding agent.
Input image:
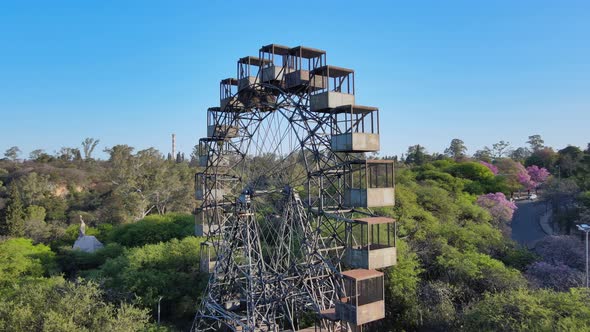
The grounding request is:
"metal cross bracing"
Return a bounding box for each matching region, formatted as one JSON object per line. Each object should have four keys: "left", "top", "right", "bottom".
{"left": 193, "top": 44, "right": 397, "bottom": 332}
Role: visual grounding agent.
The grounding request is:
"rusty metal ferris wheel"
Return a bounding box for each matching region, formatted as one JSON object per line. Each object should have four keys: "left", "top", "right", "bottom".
{"left": 192, "top": 44, "right": 397, "bottom": 332}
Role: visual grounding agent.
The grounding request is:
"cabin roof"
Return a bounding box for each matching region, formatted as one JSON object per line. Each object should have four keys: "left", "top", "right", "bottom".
{"left": 310, "top": 65, "right": 354, "bottom": 77}
{"left": 341, "top": 269, "right": 383, "bottom": 281}
{"left": 260, "top": 44, "right": 291, "bottom": 56}
{"left": 331, "top": 104, "right": 378, "bottom": 114}
{"left": 238, "top": 56, "right": 272, "bottom": 66}
{"left": 290, "top": 45, "right": 326, "bottom": 58}
{"left": 353, "top": 217, "right": 396, "bottom": 225}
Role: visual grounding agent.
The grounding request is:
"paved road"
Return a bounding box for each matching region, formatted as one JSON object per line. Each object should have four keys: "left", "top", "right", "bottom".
{"left": 511, "top": 200, "right": 549, "bottom": 248}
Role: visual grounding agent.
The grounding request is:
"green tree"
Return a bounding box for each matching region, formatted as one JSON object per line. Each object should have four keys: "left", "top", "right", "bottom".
{"left": 25, "top": 205, "right": 46, "bottom": 221}
{"left": 81, "top": 137, "right": 100, "bottom": 160}
{"left": 527, "top": 134, "right": 545, "bottom": 152}
{"left": 495, "top": 158, "right": 526, "bottom": 194}
{"left": 557, "top": 145, "right": 583, "bottom": 178}
{"left": 107, "top": 214, "right": 194, "bottom": 247}
{"left": 57, "top": 147, "right": 82, "bottom": 161}
{"left": 0, "top": 238, "right": 57, "bottom": 285}
{"left": 462, "top": 288, "right": 590, "bottom": 331}
{"left": 28, "top": 149, "right": 53, "bottom": 162}
{"left": 12, "top": 172, "right": 52, "bottom": 206}
{"left": 405, "top": 144, "right": 428, "bottom": 165}
{"left": 473, "top": 147, "right": 493, "bottom": 162}
{"left": 4, "top": 146, "right": 21, "bottom": 161}
{"left": 93, "top": 237, "right": 209, "bottom": 322}
{"left": 2, "top": 186, "right": 26, "bottom": 236}
{"left": 491, "top": 140, "right": 511, "bottom": 159}
{"left": 509, "top": 147, "right": 531, "bottom": 163}
{"left": 104, "top": 147, "right": 193, "bottom": 221}
{"left": 444, "top": 138, "right": 467, "bottom": 161}
{"left": 436, "top": 247, "right": 526, "bottom": 293}
{"left": 525, "top": 146, "right": 558, "bottom": 170}
{"left": 378, "top": 241, "right": 423, "bottom": 331}
{"left": 0, "top": 277, "right": 151, "bottom": 332}
{"left": 28, "top": 149, "right": 44, "bottom": 160}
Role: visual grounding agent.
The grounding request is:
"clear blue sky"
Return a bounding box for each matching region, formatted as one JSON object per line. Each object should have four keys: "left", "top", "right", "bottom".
{"left": 1, "top": 0, "right": 588, "bottom": 159}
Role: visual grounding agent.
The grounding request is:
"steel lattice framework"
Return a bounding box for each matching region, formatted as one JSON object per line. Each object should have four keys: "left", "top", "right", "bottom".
{"left": 193, "top": 44, "right": 396, "bottom": 332}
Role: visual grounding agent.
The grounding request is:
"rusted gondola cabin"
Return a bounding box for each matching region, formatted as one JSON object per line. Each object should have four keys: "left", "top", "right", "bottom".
{"left": 197, "top": 138, "right": 232, "bottom": 168}
{"left": 330, "top": 105, "right": 380, "bottom": 152}
{"left": 336, "top": 269, "right": 385, "bottom": 326}
{"left": 345, "top": 217, "right": 397, "bottom": 270}
{"left": 220, "top": 78, "right": 242, "bottom": 111}
{"left": 237, "top": 56, "right": 271, "bottom": 91}
{"left": 206, "top": 107, "right": 239, "bottom": 139}
{"left": 285, "top": 46, "right": 327, "bottom": 91}
{"left": 309, "top": 65, "right": 355, "bottom": 112}
{"left": 195, "top": 172, "right": 229, "bottom": 203}
{"left": 200, "top": 242, "right": 216, "bottom": 274}
{"left": 259, "top": 44, "right": 292, "bottom": 85}
{"left": 195, "top": 206, "right": 222, "bottom": 237}
{"left": 343, "top": 160, "right": 395, "bottom": 208}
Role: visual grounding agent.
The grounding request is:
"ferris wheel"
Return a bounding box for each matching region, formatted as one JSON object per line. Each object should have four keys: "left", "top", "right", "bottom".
{"left": 193, "top": 44, "right": 397, "bottom": 332}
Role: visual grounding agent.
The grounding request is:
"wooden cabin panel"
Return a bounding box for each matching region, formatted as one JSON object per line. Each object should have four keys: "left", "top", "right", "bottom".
{"left": 355, "top": 300, "right": 385, "bottom": 325}
{"left": 331, "top": 133, "right": 380, "bottom": 152}
{"left": 310, "top": 91, "right": 355, "bottom": 112}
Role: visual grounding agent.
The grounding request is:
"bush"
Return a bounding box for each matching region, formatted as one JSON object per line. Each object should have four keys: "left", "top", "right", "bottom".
{"left": 0, "top": 277, "right": 151, "bottom": 332}
{"left": 56, "top": 243, "right": 124, "bottom": 278}
{"left": 0, "top": 238, "right": 58, "bottom": 286}
{"left": 526, "top": 262, "right": 584, "bottom": 291}
{"left": 462, "top": 288, "right": 590, "bottom": 331}
{"left": 107, "top": 214, "right": 194, "bottom": 247}
{"left": 92, "top": 237, "right": 209, "bottom": 323}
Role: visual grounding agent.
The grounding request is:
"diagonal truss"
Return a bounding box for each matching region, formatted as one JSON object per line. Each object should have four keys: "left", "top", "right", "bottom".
{"left": 193, "top": 45, "right": 395, "bottom": 332}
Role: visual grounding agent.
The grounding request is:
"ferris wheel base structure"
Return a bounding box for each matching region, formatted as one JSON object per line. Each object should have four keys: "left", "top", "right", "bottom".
{"left": 192, "top": 44, "right": 397, "bottom": 332}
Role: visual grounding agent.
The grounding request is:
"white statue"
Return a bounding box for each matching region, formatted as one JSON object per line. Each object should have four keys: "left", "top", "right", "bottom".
{"left": 79, "top": 215, "right": 86, "bottom": 238}
{"left": 73, "top": 215, "right": 103, "bottom": 253}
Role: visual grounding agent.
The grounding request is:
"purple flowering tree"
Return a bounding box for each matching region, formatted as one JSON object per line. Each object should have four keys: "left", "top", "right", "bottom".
{"left": 534, "top": 235, "right": 585, "bottom": 270}
{"left": 525, "top": 261, "right": 584, "bottom": 291}
{"left": 476, "top": 192, "right": 518, "bottom": 225}
{"left": 517, "top": 171, "right": 535, "bottom": 191}
{"left": 526, "top": 165, "right": 550, "bottom": 191}
{"left": 479, "top": 161, "right": 498, "bottom": 175}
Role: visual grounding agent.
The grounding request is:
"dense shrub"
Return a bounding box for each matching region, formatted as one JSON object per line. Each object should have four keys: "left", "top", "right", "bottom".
{"left": 0, "top": 277, "right": 151, "bottom": 332}
{"left": 106, "top": 213, "right": 194, "bottom": 247}
{"left": 0, "top": 238, "right": 58, "bottom": 286}
{"left": 462, "top": 288, "right": 590, "bottom": 331}
{"left": 91, "top": 236, "right": 208, "bottom": 322}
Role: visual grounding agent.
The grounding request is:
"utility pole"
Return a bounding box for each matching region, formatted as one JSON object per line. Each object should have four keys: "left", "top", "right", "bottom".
{"left": 172, "top": 134, "right": 176, "bottom": 158}
{"left": 577, "top": 224, "right": 590, "bottom": 288}
{"left": 157, "top": 296, "right": 163, "bottom": 324}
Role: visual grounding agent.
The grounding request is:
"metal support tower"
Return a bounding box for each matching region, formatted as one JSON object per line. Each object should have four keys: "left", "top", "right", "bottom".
{"left": 193, "top": 44, "right": 396, "bottom": 332}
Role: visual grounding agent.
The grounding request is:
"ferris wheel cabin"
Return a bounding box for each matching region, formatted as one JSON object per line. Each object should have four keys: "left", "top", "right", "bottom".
{"left": 285, "top": 46, "right": 327, "bottom": 91}
{"left": 259, "top": 44, "right": 292, "bottom": 85}
{"left": 206, "top": 107, "right": 239, "bottom": 140}
{"left": 220, "top": 78, "right": 242, "bottom": 111}
{"left": 343, "top": 160, "right": 395, "bottom": 208}
{"left": 344, "top": 217, "right": 397, "bottom": 270}
{"left": 195, "top": 172, "right": 229, "bottom": 203}
{"left": 197, "top": 138, "right": 231, "bottom": 168}
{"left": 310, "top": 65, "right": 355, "bottom": 112}
{"left": 336, "top": 269, "right": 385, "bottom": 327}
{"left": 237, "top": 56, "right": 271, "bottom": 91}
{"left": 200, "top": 242, "right": 216, "bottom": 274}
{"left": 330, "top": 105, "right": 380, "bottom": 153}
{"left": 195, "top": 206, "right": 222, "bottom": 237}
